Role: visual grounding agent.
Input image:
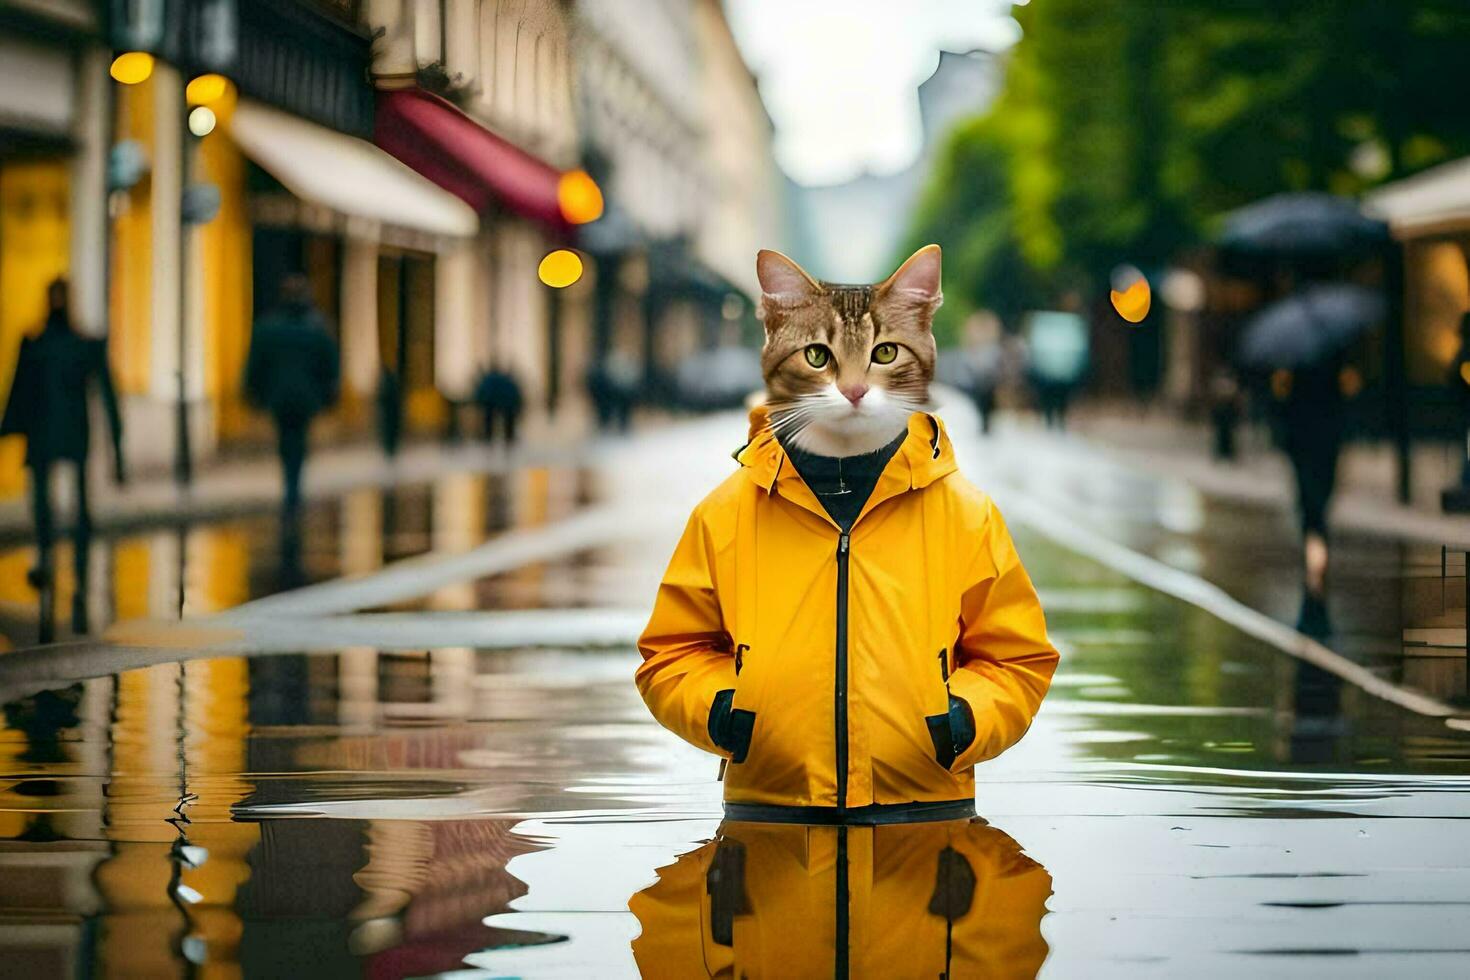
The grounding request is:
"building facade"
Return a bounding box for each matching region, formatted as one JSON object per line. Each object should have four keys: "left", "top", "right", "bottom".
{"left": 0, "top": 0, "right": 787, "bottom": 501}
{"left": 0, "top": 0, "right": 111, "bottom": 496}
{"left": 573, "top": 0, "right": 785, "bottom": 400}
{"left": 367, "top": 0, "right": 594, "bottom": 434}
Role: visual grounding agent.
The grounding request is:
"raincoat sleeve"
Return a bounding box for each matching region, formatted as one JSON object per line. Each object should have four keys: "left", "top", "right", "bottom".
{"left": 636, "top": 506, "right": 738, "bottom": 757}
{"left": 949, "top": 498, "right": 1059, "bottom": 770}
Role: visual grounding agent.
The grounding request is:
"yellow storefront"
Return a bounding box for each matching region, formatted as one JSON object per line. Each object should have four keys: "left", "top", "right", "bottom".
{"left": 0, "top": 158, "right": 71, "bottom": 496}
{"left": 106, "top": 76, "right": 477, "bottom": 470}
{"left": 0, "top": 29, "right": 108, "bottom": 500}
{"left": 1368, "top": 157, "right": 1470, "bottom": 435}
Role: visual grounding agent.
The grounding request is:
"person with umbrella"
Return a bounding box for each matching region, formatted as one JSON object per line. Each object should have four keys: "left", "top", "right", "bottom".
{"left": 1, "top": 278, "right": 125, "bottom": 609}
{"left": 1219, "top": 192, "right": 1390, "bottom": 259}
{"left": 1238, "top": 282, "right": 1384, "bottom": 597}
{"left": 1220, "top": 193, "right": 1389, "bottom": 598}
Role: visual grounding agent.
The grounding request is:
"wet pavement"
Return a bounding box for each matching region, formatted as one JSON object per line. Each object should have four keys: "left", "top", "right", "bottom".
{"left": 985, "top": 421, "right": 1470, "bottom": 712}
{"left": 2, "top": 408, "right": 1469, "bottom": 978}
{"left": 0, "top": 464, "right": 599, "bottom": 648}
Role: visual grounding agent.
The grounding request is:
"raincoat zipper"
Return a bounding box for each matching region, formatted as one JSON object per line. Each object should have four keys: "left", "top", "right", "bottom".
{"left": 835, "top": 531, "right": 850, "bottom": 812}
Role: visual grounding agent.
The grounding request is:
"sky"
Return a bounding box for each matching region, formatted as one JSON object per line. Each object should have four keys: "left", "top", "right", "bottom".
{"left": 724, "top": 0, "right": 1022, "bottom": 187}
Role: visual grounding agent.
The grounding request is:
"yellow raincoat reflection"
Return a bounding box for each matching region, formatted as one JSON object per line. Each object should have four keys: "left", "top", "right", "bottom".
{"left": 630, "top": 818, "right": 1050, "bottom": 979}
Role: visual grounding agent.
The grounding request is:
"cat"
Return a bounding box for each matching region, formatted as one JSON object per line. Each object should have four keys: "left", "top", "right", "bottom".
{"left": 755, "top": 245, "right": 942, "bottom": 457}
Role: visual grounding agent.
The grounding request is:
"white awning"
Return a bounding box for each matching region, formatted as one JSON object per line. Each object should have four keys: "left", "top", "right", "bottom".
{"left": 226, "top": 99, "right": 478, "bottom": 244}
{"left": 1364, "top": 156, "right": 1470, "bottom": 238}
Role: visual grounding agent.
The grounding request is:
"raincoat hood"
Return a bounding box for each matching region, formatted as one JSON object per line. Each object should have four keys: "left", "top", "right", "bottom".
{"left": 638, "top": 408, "right": 1057, "bottom": 821}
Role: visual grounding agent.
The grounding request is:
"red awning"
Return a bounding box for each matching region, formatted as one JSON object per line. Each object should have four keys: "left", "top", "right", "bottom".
{"left": 376, "top": 88, "right": 569, "bottom": 232}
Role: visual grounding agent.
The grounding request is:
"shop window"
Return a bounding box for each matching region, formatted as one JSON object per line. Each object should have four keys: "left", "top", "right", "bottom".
{"left": 377, "top": 250, "right": 442, "bottom": 431}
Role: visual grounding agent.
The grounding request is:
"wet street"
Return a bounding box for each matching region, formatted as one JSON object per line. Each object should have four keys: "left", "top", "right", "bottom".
{"left": 3, "top": 404, "right": 1470, "bottom": 978}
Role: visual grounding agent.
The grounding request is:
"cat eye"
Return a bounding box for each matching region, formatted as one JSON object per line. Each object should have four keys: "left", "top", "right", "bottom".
{"left": 803, "top": 345, "right": 831, "bottom": 369}
{"left": 871, "top": 343, "right": 898, "bottom": 364}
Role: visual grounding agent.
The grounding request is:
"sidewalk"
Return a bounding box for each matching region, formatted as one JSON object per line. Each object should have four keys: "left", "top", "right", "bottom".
{"left": 0, "top": 435, "right": 596, "bottom": 545}
{"left": 1058, "top": 407, "right": 1470, "bottom": 549}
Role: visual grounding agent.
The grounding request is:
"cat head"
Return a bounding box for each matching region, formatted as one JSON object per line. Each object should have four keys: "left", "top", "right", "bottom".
{"left": 756, "top": 245, "right": 941, "bottom": 457}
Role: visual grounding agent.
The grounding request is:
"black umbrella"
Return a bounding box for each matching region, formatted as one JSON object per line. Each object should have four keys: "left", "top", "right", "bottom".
{"left": 1219, "top": 192, "right": 1389, "bottom": 256}
{"left": 1237, "top": 283, "right": 1385, "bottom": 371}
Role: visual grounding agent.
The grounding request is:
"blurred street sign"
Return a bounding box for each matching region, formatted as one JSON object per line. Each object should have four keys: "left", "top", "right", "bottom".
{"left": 111, "top": 0, "right": 167, "bottom": 52}
{"left": 189, "top": 0, "right": 238, "bottom": 73}
{"left": 182, "top": 183, "right": 221, "bottom": 224}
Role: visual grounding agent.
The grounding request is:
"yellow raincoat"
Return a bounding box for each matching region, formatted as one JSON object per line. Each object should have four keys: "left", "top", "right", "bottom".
{"left": 637, "top": 410, "right": 1058, "bottom": 822}
{"left": 630, "top": 818, "right": 1051, "bottom": 978}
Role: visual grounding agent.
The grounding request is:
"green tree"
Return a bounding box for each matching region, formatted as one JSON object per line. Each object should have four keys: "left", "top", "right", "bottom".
{"left": 906, "top": 0, "right": 1470, "bottom": 315}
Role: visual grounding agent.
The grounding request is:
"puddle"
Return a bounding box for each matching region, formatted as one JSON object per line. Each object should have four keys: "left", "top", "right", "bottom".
{"left": 2, "top": 523, "right": 1469, "bottom": 975}
{"left": 0, "top": 467, "right": 601, "bottom": 648}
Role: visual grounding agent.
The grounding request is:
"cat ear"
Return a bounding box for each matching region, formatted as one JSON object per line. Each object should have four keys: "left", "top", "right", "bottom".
{"left": 756, "top": 250, "right": 821, "bottom": 319}
{"left": 880, "top": 244, "right": 943, "bottom": 309}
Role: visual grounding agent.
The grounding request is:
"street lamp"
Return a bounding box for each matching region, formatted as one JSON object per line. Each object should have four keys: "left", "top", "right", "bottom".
{"left": 109, "top": 3, "right": 237, "bottom": 488}
{"left": 539, "top": 250, "right": 585, "bottom": 413}
{"left": 173, "top": 75, "right": 229, "bottom": 487}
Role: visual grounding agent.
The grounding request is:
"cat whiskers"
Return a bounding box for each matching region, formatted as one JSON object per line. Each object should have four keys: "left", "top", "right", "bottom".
{"left": 765, "top": 397, "right": 824, "bottom": 441}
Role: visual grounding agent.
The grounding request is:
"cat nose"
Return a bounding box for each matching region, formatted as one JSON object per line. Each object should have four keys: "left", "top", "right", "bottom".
{"left": 840, "top": 384, "right": 868, "bottom": 406}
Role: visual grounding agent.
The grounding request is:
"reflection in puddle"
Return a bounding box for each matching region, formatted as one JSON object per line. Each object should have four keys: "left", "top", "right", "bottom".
{"left": 235, "top": 818, "right": 563, "bottom": 977}
{"left": 1, "top": 521, "right": 1469, "bottom": 974}
{"left": 0, "top": 657, "right": 567, "bottom": 975}
{"left": 0, "top": 466, "right": 598, "bottom": 647}
{"left": 631, "top": 819, "right": 1050, "bottom": 979}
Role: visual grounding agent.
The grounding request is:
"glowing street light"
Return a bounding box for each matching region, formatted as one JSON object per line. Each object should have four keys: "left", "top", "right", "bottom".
{"left": 1109, "top": 264, "right": 1151, "bottom": 324}
{"left": 110, "top": 51, "right": 155, "bottom": 85}
{"left": 186, "top": 73, "right": 231, "bottom": 106}
{"left": 187, "top": 106, "right": 217, "bottom": 138}
{"left": 539, "top": 249, "right": 583, "bottom": 288}
{"left": 557, "top": 169, "right": 604, "bottom": 225}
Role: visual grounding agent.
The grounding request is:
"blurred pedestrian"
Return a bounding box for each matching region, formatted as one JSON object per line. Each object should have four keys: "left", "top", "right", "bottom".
{"left": 588, "top": 349, "right": 639, "bottom": 433}
{"left": 243, "top": 274, "right": 340, "bottom": 517}
{"left": 0, "top": 278, "right": 124, "bottom": 614}
{"left": 959, "top": 311, "right": 1004, "bottom": 434}
{"left": 1271, "top": 359, "right": 1343, "bottom": 597}
{"left": 474, "top": 368, "right": 523, "bottom": 445}
{"left": 1023, "top": 308, "right": 1088, "bottom": 431}
{"left": 1208, "top": 370, "right": 1242, "bottom": 461}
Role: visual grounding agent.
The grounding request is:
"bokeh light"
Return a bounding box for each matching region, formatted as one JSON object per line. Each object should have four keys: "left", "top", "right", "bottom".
{"left": 1109, "top": 264, "right": 1151, "bottom": 323}
{"left": 186, "top": 73, "right": 231, "bottom": 106}
{"left": 538, "top": 249, "right": 583, "bottom": 288}
{"left": 557, "top": 170, "right": 604, "bottom": 225}
{"left": 109, "top": 52, "right": 154, "bottom": 86}
{"left": 187, "top": 106, "right": 217, "bottom": 138}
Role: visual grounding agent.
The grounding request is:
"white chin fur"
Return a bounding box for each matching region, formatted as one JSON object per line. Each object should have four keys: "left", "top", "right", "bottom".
{"left": 779, "top": 387, "right": 914, "bottom": 457}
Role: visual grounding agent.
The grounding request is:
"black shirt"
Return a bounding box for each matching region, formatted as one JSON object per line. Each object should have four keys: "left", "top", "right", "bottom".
{"left": 780, "top": 430, "right": 908, "bottom": 531}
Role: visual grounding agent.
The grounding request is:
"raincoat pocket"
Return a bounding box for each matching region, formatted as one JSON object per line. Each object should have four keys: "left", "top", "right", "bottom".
{"left": 709, "top": 689, "right": 756, "bottom": 764}
{"left": 925, "top": 694, "right": 977, "bottom": 772}
{"left": 923, "top": 648, "right": 977, "bottom": 772}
